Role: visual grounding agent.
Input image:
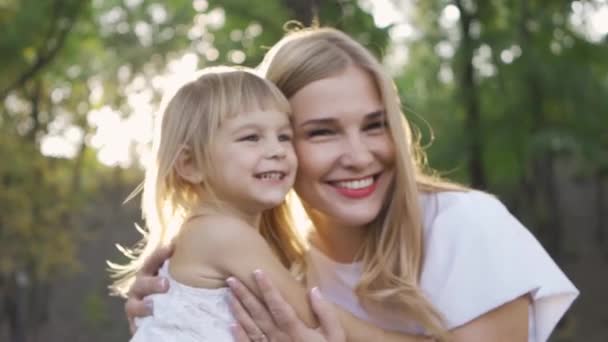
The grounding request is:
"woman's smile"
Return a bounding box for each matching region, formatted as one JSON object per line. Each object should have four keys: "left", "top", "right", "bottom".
{"left": 289, "top": 65, "right": 396, "bottom": 228}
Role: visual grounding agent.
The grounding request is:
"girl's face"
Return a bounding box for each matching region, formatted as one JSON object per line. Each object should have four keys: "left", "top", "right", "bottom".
{"left": 289, "top": 66, "right": 396, "bottom": 228}
{"left": 209, "top": 109, "right": 297, "bottom": 215}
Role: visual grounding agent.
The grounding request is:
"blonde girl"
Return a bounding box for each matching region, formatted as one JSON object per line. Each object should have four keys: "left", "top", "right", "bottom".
{"left": 119, "top": 66, "right": 304, "bottom": 341}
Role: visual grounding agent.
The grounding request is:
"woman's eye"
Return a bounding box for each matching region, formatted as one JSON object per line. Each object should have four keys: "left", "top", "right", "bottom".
{"left": 365, "top": 121, "right": 387, "bottom": 131}
{"left": 307, "top": 128, "right": 334, "bottom": 137}
{"left": 239, "top": 134, "right": 259, "bottom": 142}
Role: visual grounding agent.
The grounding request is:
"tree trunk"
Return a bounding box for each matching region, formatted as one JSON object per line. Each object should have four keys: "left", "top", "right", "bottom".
{"left": 454, "top": 0, "right": 486, "bottom": 189}
{"left": 596, "top": 172, "right": 605, "bottom": 244}
{"left": 517, "top": 0, "right": 563, "bottom": 260}
{"left": 281, "top": 0, "right": 318, "bottom": 25}
{"left": 5, "top": 272, "right": 27, "bottom": 342}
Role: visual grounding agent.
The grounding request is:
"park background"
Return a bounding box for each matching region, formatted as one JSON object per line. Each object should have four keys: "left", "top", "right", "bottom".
{"left": 1, "top": 0, "right": 607, "bottom": 341}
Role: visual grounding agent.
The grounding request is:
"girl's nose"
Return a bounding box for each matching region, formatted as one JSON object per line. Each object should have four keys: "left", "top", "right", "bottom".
{"left": 265, "top": 138, "right": 287, "bottom": 160}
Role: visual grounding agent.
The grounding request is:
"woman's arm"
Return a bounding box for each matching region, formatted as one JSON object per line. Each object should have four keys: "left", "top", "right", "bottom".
{"left": 231, "top": 272, "right": 531, "bottom": 342}
{"left": 231, "top": 280, "right": 345, "bottom": 342}
{"left": 450, "top": 295, "right": 530, "bottom": 342}
{"left": 228, "top": 270, "right": 432, "bottom": 342}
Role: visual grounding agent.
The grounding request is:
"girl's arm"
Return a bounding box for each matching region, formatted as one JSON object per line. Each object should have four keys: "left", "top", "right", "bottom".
{"left": 182, "top": 216, "right": 428, "bottom": 342}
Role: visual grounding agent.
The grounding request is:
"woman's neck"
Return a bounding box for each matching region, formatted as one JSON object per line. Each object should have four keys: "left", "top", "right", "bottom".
{"left": 306, "top": 208, "right": 367, "bottom": 264}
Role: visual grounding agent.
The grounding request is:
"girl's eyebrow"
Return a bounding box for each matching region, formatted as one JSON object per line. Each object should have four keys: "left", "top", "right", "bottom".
{"left": 231, "top": 122, "right": 292, "bottom": 135}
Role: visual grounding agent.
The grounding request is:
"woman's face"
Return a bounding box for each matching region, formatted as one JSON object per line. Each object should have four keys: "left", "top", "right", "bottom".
{"left": 289, "top": 66, "right": 395, "bottom": 228}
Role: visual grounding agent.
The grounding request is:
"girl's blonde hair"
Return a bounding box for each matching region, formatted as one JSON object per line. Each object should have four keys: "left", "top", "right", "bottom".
{"left": 110, "top": 66, "right": 306, "bottom": 296}
{"left": 259, "top": 27, "right": 464, "bottom": 341}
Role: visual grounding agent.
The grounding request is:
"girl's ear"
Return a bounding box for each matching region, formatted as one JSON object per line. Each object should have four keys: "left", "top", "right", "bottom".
{"left": 174, "top": 146, "right": 204, "bottom": 184}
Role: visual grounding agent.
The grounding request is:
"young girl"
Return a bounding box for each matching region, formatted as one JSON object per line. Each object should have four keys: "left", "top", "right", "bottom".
{"left": 124, "top": 66, "right": 305, "bottom": 341}
{"left": 123, "top": 67, "right": 427, "bottom": 342}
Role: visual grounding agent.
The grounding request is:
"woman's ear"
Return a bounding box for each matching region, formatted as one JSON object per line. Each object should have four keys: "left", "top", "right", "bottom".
{"left": 174, "top": 146, "right": 204, "bottom": 184}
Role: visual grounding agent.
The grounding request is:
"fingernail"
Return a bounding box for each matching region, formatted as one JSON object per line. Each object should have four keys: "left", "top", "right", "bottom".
{"left": 144, "top": 298, "right": 154, "bottom": 314}
{"left": 158, "top": 278, "right": 168, "bottom": 291}
{"left": 226, "top": 277, "right": 236, "bottom": 287}
{"left": 229, "top": 323, "right": 240, "bottom": 335}
{"left": 311, "top": 286, "right": 323, "bottom": 299}
{"left": 253, "top": 269, "right": 263, "bottom": 279}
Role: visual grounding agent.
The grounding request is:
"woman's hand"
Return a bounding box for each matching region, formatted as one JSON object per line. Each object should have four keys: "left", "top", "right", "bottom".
{"left": 124, "top": 245, "right": 173, "bottom": 334}
{"left": 228, "top": 270, "right": 345, "bottom": 342}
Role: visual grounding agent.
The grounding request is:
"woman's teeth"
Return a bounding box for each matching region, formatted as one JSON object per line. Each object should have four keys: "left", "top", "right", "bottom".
{"left": 334, "top": 177, "right": 374, "bottom": 189}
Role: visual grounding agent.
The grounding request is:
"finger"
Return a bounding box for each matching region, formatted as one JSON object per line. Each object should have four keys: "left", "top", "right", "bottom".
{"left": 231, "top": 323, "right": 252, "bottom": 342}
{"left": 140, "top": 244, "right": 174, "bottom": 276}
{"left": 128, "top": 274, "right": 169, "bottom": 299}
{"left": 310, "top": 287, "right": 345, "bottom": 341}
{"left": 227, "top": 277, "right": 276, "bottom": 334}
{"left": 125, "top": 297, "right": 153, "bottom": 335}
{"left": 125, "top": 296, "right": 153, "bottom": 319}
{"left": 128, "top": 317, "right": 136, "bottom": 335}
{"left": 228, "top": 292, "right": 264, "bottom": 338}
{"left": 253, "top": 269, "right": 300, "bottom": 334}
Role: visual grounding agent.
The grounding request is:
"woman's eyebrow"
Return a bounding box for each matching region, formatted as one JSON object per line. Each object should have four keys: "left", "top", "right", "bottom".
{"left": 298, "top": 118, "right": 335, "bottom": 128}
{"left": 298, "top": 110, "right": 385, "bottom": 127}
{"left": 365, "top": 110, "right": 386, "bottom": 120}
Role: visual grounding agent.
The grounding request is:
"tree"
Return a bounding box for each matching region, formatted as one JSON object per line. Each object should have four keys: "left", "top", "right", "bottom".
{"left": 398, "top": 1, "right": 608, "bottom": 259}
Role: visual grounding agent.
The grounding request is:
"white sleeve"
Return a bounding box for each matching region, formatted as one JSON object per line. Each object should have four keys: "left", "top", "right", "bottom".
{"left": 420, "top": 191, "right": 579, "bottom": 342}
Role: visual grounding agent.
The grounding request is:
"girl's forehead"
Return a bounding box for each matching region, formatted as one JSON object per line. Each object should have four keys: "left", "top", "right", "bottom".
{"left": 224, "top": 94, "right": 290, "bottom": 119}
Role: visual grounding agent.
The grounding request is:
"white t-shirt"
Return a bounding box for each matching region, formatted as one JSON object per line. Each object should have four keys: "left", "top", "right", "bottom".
{"left": 306, "top": 190, "right": 579, "bottom": 342}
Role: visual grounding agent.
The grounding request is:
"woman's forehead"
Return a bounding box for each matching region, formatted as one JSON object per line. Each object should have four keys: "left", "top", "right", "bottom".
{"left": 289, "top": 66, "right": 383, "bottom": 124}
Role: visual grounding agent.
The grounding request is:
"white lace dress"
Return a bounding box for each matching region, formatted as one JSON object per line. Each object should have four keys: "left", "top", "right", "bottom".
{"left": 131, "top": 263, "right": 234, "bottom": 342}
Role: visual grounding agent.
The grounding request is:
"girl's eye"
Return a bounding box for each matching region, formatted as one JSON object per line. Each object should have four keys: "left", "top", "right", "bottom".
{"left": 307, "top": 128, "right": 334, "bottom": 138}
{"left": 239, "top": 134, "right": 259, "bottom": 142}
{"left": 278, "top": 133, "right": 292, "bottom": 142}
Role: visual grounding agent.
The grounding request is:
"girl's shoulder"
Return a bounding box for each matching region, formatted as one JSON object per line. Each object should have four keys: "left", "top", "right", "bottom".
{"left": 178, "top": 214, "right": 257, "bottom": 242}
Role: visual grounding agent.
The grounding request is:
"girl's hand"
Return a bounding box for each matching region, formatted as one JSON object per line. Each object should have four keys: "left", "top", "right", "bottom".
{"left": 228, "top": 270, "right": 345, "bottom": 342}
{"left": 124, "top": 245, "right": 173, "bottom": 334}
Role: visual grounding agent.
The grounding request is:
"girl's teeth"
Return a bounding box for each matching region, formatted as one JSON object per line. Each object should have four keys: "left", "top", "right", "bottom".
{"left": 259, "top": 172, "right": 282, "bottom": 180}
{"left": 335, "top": 177, "right": 373, "bottom": 189}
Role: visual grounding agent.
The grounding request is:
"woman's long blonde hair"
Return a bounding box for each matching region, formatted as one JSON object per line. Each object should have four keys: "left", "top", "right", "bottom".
{"left": 259, "top": 27, "right": 463, "bottom": 341}
{"left": 109, "top": 66, "right": 306, "bottom": 296}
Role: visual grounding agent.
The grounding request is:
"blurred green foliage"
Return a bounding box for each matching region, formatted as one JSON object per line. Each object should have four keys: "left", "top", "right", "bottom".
{"left": 0, "top": 0, "right": 605, "bottom": 340}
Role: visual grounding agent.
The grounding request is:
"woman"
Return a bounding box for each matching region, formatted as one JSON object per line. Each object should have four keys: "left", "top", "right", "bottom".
{"left": 122, "top": 27, "right": 578, "bottom": 341}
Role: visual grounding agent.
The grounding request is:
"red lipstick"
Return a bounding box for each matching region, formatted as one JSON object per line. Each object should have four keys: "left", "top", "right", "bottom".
{"left": 332, "top": 180, "right": 377, "bottom": 199}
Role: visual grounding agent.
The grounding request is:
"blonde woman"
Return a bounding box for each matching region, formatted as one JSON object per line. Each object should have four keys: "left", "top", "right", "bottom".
{"left": 124, "top": 29, "right": 578, "bottom": 341}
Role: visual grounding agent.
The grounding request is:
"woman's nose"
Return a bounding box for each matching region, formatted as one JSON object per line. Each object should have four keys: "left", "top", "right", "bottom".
{"left": 340, "top": 134, "right": 374, "bottom": 169}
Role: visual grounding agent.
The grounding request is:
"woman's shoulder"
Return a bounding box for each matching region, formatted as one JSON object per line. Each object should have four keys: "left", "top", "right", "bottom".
{"left": 418, "top": 189, "right": 579, "bottom": 338}
{"left": 420, "top": 189, "right": 507, "bottom": 236}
